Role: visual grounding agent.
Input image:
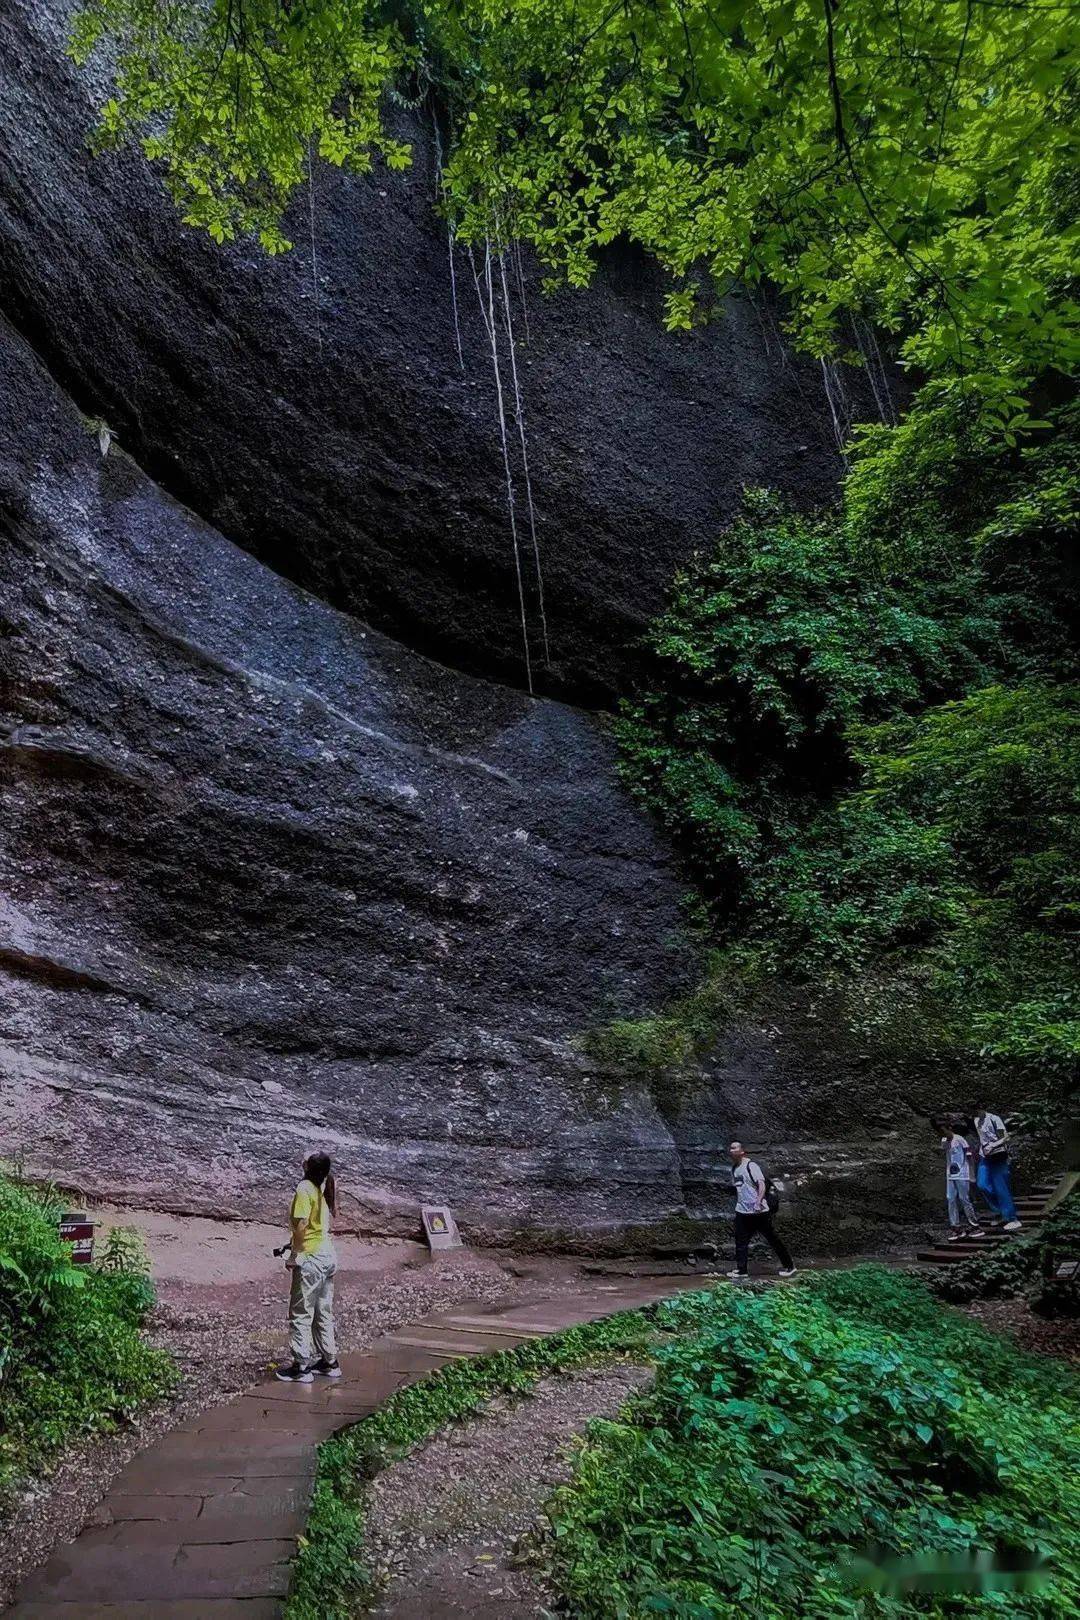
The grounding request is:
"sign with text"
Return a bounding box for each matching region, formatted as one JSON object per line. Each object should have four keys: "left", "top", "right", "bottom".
{"left": 59, "top": 1212, "right": 96, "bottom": 1266}
{"left": 421, "top": 1204, "right": 462, "bottom": 1252}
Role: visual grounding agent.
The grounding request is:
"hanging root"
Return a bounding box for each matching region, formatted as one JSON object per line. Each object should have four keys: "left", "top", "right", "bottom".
{"left": 853, "top": 315, "right": 896, "bottom": 425}
{"left": 820, "top": 357, "right": 853, "bottom": 460}
{"left": 307, "top": 138, "right": 323, "bottom": 354}
{"left": 497, "top": 247, "right": 550, "bottom": 667}
{"left": 471, "top": 240, "right": 534, "bottom": 694}
{"left": 430, "top": 102, "right": 465, "bottom": 371}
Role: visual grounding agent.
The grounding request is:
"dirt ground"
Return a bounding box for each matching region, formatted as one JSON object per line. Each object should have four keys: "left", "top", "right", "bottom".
{"left": 962, "top": 1295, "right": 1080, "bottom": 1362}
{"left": 365, "top": 1363, "right": 654, "bottom": 1619}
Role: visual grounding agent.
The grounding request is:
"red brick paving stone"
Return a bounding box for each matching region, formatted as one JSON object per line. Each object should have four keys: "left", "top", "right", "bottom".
{"left": 197, "top": 1486, "right": 314, "bottom": 1521}
{"left": 91, "top": 1496, "right": 203, "bottom": 1524}
{"left": 207, "top": 1400, "right": 375, "bottom": 1431}
{"left": 74, "top": 1513, "right": 306, "bottom": 1550}
{"left": 437, "top": 1316, "right": 548, "bottom": 1337}
{"left": 383, "top": 1328, "right": 534, "bottom": 1355}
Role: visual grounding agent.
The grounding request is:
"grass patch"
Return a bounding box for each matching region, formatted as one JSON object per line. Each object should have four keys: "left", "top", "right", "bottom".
{"left": 0, "top": 1172, "right": 177, "bottom": 1506}
{"left": 284, "top": 1309, "right": 658, "bottom": 1620}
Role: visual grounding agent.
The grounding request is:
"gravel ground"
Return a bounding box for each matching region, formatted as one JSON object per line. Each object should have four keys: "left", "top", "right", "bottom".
{"left": 365, "top": 1363, "right": 654, "bottom": 1618}
{"left": 0, "top": 1207, "right": 592, "bottom": 1612}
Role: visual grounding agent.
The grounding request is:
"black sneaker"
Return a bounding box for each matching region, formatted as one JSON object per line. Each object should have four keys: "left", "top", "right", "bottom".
{"left": 274, "top": 1361, "right": 313, "bottom": 1383}
{"left": 312, "top": 1359, "right": 342, "bottom": 1380}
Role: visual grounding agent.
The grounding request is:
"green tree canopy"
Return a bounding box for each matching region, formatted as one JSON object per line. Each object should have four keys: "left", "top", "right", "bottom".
{"left": 72, "top": 0, "right": 1079, "bottom": 424}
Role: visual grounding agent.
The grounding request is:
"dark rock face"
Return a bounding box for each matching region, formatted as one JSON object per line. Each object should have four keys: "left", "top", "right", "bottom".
{"left": 0, "top": 7, "right": 944, "bottom": 1250}
{"left": 0, "top": 317, "right": 944, "bottom": 1247}
{"left": 0, "top": 0, "right": 852, "bottom": 703}
{"left": 0, "top": 313, "right": 692, "bottom": 1237}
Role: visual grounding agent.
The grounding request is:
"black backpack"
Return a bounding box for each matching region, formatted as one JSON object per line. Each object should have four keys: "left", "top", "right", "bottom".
{"left": 740, "top": 1161, "right": 781, "bottom": 1215}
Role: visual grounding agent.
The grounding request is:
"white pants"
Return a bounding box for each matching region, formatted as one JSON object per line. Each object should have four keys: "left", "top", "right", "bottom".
{"left": 288, "top": 1248, "right": 337, "bottom": 1364}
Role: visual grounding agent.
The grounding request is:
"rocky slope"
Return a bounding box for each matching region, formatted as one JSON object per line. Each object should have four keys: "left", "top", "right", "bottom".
{"left": 1, "top": 315, "right": 946, "bottom": 1246}
{"left": 0, "top": 0, "right": 860, "bottom": 703}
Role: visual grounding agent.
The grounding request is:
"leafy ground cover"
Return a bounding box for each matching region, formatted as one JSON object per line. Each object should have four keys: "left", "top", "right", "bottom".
{"left": 0, "top": 1173, "right": 176, "bottom": 1506}
{"left": 548, "top": 1268, "right": 1080, "bottom": 1618}
{"left": 286, "top": 1268, "right": 1079, "bottom": 1618}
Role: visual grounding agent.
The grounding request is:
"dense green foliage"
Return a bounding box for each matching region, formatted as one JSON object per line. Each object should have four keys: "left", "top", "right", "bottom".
{"left": 285, "top": 1308, "right": 656, "bottom": 1619}
{"left": 72, "top": 2, "right": 1079, "bottom": 424}
{"left": 616, "top": 426, "right": 1079, "bottom": 1119}
{"left": 0, "top": 1175, "right": 175, "bottom": 1503}
{"left": 548, "top": 1268, "right": 1080, "bottom": 1617}
{"left": 615, "top": 487, "right": 1004, "bottom": 902}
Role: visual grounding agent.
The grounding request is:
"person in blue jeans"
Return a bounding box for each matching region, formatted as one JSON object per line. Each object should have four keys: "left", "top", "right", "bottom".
{"left": 974, "top": 1104, "right": 1022, "bottom": 1231}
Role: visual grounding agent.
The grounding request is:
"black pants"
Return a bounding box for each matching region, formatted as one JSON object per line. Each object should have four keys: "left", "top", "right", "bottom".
{"left": 734, "top": 1211, "right": 793, "bottom": 1274}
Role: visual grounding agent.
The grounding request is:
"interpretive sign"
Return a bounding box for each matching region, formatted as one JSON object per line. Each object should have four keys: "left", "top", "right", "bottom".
{"left": 59, "top": 1212, "right": 96, "bottom": 1265}
{"left": 421, "top": 1204, "right": 462, "bottom": 1251}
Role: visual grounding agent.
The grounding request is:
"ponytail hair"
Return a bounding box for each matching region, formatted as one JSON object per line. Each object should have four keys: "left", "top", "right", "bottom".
{"left": 304, "top": 1153, "right": 336, "bottom": 1216}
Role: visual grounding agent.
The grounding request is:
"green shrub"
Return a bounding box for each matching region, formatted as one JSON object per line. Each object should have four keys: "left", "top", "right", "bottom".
{"left": 930, "top": 1241, "right": 1039, "bottom": 1306}
{"left": 548, "top": 1267, "right": 1080, "bottom": 1618}
{"left": 757, "top": 684, "right": 1080, "bottom": 1122}
{"left": 930, "top": 1192, "right": 1080, "bottom": 1316}
{"left": 0, "top": 1175, "right": 175, "bottom": 1502}
{"left": 616, "top": 490, "right": 1000, "bottom": 911}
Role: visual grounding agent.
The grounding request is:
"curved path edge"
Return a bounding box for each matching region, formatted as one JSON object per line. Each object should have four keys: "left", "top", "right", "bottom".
{"left": 5, "top": 1275, "right": 698, "bottom": 1618}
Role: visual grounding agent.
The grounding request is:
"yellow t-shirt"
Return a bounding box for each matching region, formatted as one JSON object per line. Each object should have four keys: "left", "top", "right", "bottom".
{"left": 290, "top": 1179, "right": 331, "bottom": 1255}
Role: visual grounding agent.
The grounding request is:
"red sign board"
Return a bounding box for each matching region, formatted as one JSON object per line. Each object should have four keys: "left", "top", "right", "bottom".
{"left": 59, "top": 1213, "right": 96, "bottom": 1266}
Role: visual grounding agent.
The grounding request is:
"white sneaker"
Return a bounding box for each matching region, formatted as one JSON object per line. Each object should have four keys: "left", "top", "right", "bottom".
{"left": 726, "top": 1269, "right": 748, "bottom": 1281}
{"left": 1004, "top": 1219, "right": 1023, "bottom": 1231}
{"left": 778, "top": 1267, "right": 797, "bottom": 1278}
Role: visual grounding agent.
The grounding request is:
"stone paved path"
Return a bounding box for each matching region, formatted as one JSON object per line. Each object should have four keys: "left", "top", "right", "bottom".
{"left": 4, "top": 1276, "right": 697, "bottom": 1618}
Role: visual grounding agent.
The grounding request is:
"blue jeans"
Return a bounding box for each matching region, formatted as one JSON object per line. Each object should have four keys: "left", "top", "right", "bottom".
{"left": 977, "top": 1156, "right": 1017, "bottom": 1221}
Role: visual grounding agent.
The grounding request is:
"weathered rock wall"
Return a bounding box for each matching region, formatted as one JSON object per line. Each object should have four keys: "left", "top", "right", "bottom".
{"left": 0, "top": 313, "right": 693, "bottom": 1238}
{"left": 0, "top": 7, "right": 946, "bottom": 1250}
{"left": 0, "top": 0, "right": 855, "bottom": 703}
{"left": 1, "top": 318, "right": 947, "bottom": 1248}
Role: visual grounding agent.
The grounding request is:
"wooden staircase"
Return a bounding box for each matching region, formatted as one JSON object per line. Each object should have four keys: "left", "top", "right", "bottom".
{"left": 917, "top": 1175, "right": 1067, "bottom": 1265}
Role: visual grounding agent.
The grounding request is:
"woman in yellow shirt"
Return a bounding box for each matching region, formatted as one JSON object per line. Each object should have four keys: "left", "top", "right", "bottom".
{"left": 275, "top": 1152, "right": 340, "bottom": 1382}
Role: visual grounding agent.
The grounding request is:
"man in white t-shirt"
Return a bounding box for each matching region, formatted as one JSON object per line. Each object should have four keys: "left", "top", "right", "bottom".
{"left": 973, "top": 1104, "right": 1022, "bottom": 1230}
{"left": 726, "top": 1141, "right": 797, "bottom": 1280}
